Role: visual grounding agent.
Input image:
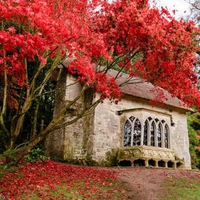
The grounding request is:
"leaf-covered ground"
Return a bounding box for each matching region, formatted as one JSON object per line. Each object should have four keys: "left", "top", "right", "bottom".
{"left": 0, "top": 160, "right": 128, "bottom": 199}
{"left": 1, "top": 160, "right": 200, "bottom": 200}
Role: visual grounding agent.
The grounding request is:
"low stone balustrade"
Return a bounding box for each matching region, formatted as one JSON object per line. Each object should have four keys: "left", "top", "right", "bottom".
{"left": 118, "top": 146, "right": 184, "bottom": 169}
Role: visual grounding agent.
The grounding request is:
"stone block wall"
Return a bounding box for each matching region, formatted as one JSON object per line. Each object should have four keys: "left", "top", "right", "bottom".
{"left": 45, "top": 71, "right": 94, "bottom": 160}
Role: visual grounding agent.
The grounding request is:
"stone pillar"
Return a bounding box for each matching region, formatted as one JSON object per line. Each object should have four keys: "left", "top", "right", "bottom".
{"left": 168, "top": 127, "right": 171, "bottom": 149}
{"left": 145, "top": 159, "right": 149, "bottom": 167}
{"left": 173, "top": 162, "right": 176, "bottom": 169}
{"left": 165, "top": 161, "right": 168, "bottom": 168}
{"left": 131, "top": 160, "right": 135, "bottom": 167}
{"left": 147, "top": 122, "right": 151, "bottom": 146}
{"left": 155, "top": 123, "right": 158, "bottom": 147}
{"left": 155, "top": 160, "right": 158, "bottom": 168}
{"left": 140, "top": 120, "right": 144, "bottom": 146}
{"left": 161, "top": 124, "right": 165, "bottom": 148}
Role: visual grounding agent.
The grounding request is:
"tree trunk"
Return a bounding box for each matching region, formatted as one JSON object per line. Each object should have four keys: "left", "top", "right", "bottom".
{"left": 3, "top": 93, "right": 100, "bottom": 165}
{"left": 3, "top": 129, "right": 48, "bottom": 165}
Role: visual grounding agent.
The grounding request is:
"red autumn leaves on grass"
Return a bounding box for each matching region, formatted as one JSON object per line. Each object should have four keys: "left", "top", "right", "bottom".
{"left": 0, "top": 160, "right": 126, "bottom": 199}
{"left": 1, "top": 0, "right": 200, "bottom": 166}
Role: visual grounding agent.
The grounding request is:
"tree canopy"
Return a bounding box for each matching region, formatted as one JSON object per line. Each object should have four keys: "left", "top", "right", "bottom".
{"left": 1, "top": 0, "right": 200, "bottom": 105}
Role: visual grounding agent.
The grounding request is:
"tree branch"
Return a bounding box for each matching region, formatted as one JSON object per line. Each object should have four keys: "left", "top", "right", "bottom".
{"left": 0, "top": 49, "right": 10, "bottom": 138}
{"left": 1, "top": 50, "right": 7, "bottom": 116}
{"left": 53, "top": 99, "right": 100, "bottom": 131}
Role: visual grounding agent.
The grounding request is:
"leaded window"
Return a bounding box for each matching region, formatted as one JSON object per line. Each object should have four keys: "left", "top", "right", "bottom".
{"left": 143, "top": 120, "right": 148, "bottom": 146}
{"left": 129, "top": 116, "right": 135, "bottom": 122}
{"left": 123, "top": 117, "right": 141, "bottom": 147}
{"left": 124, "top": 120, "right": 132, "bottom": 146}
{"left": 157, "top": 122, "right": 162, "bottom": 147}
{"left": 123, "top": 116, "right": 170, "bottom": 149}
{"left": 150, "top": 121, "right": 156, "bottom": 146}
{"left": 164, "top": 124, "right": 169, "bottom": 148}
{"left": 133, "top": 119, "right": 141, "bottom": 146}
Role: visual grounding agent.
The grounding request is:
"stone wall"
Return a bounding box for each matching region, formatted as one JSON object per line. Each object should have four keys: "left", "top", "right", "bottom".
{"left": 45, "top": 71, "right": 94, "bottom": 160}
{"left": 92, "top": 94, "right": 191, "bottom": 169}
{"left": 45, "top": 68, "right": 68, "bottom": 159}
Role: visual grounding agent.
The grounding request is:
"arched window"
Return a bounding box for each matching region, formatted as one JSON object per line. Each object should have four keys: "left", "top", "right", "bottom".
{"left": 150, "top": 121, "right": 156, "bottom": 146}
{"left": 123, "top": 116, "right": 170, "bottom": 149}
{"left": 143, "top": 120, "right": 148, "bottom": 146}
{"left": 123, "top": 117, "right": 141, "bottom": 147}
{"left": 133, "top": 118, "right": 141, "bottom": 146}
{"left": 164, "top": 124, "right": 169, "bottom": 148}
{"left": 157, "top": 122, "right": 162, "bottom": 147}
{"left": 124, "top": 120, "right": 132, "bottom": 146}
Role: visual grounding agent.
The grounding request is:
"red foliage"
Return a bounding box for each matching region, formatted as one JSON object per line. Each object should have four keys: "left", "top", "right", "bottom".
{"left": 93, "top": 0, "right": 200, "bottom": 107}
{"left": 0, "top": 0, "right": 200, "bottom": 108}
{"left": 0, "top": 160, "right": 124, "bottom": 199}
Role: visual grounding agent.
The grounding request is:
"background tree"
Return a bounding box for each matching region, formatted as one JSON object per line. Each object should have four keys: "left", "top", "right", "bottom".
{"left": 0, "top": 0, "right": 200, "bottom": 164}
{"left": 180, "top": 0, "right": 200, "bottom": 169}
{"left": 187, "top": 113, "right": 200, "bottom": 168}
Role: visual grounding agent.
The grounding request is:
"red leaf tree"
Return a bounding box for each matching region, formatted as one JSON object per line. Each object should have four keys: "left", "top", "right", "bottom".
{"left": 0, "top": 0, "right": 200, "bottom": 163}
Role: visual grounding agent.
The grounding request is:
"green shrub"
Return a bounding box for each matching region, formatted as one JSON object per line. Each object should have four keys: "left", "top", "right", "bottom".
{"left": 101, "top": 149, "right": 119, "bottom": 167}
{"left": 24, "top": 148, "right": 49, "bottom": 162}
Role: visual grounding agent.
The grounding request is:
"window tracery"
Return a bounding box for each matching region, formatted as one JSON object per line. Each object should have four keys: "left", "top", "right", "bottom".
{"left": 143, "top": 120, "right": 148, "bottom": 146}
{"left": 124, "top": 120, "right": 132, "bottom": 146}
{"left": 164, "top": 124, "right": 169, "bottom": 148}
{"left": 157, "top": 122, "right": 162, "bottom": 147}
{"left": 123, "top": 116, "right": 170, "bottom": 148}
{"left": 150, "top": 121, "right": 155, "bottom": 146}
{"left": 124, "top": 117, "right": 142, "bottom": 146}
{"left": 133, "top": 119, "right": 141, "bottom": 146}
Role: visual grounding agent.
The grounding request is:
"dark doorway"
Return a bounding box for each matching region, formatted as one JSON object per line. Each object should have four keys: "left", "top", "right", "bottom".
{"left": 148, "top": 159, "right": 156, "bottom": 167}
{"left": 158, "top": 160, "right": 165, "bottom": 168}
{"left": 167, "top": 161, "right": 174, "bottom": 168}
{"left": 134, "top": 159, "right": 145, "bottom": 167}
{"left": 119, "top": 160, "right": 132, "bottom": 166}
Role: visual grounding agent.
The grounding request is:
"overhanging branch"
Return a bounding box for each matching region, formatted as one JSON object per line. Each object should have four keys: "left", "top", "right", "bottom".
{"left": 53, "top": 99, "right": 100, "bottom": 131}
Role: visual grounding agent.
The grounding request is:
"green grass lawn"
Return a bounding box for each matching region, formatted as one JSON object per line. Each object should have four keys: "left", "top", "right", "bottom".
{"left": 162, "top": 176, "right": 200, "bottom": 200}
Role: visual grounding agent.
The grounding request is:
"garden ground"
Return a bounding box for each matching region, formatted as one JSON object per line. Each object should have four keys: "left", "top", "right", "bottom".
{"left": 0, "top": 160, "right": 200, "bottom": 199}
{"left": 115, "top": 167, "right": 200, "bottom": 199}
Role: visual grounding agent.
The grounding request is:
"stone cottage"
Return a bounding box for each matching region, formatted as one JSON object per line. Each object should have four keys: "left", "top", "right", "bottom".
{"left": 45, "top": 68, "right": 192, "bottom": 169}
